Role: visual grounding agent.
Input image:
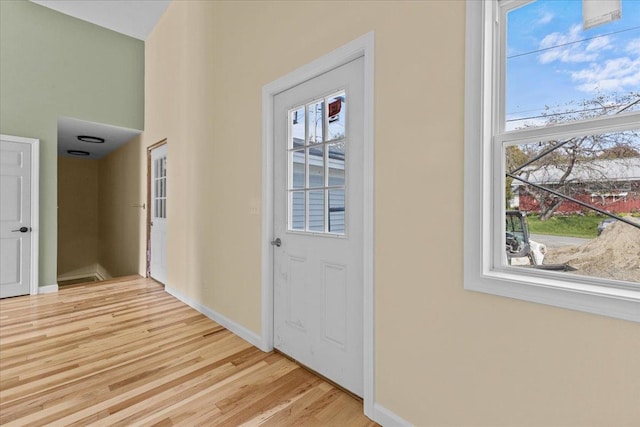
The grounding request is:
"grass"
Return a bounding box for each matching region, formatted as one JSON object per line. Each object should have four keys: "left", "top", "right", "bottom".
{"left": 525, "top": 214, "right": 605, "bottom": 239}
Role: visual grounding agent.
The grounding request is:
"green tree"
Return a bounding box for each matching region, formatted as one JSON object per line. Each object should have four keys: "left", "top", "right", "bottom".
{"left": 505, "top": 146, "right": 528, "bottom": 206}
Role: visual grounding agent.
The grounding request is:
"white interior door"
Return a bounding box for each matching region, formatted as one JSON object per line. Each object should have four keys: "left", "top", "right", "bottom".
{"left": 150, "top": 144, "right": 167, "bottom": 284}
{"left": 273, "top": 57, "right": 364, "bottom": 396}
{"left": 1, "top": 136, "right": 35, "bottom": 298}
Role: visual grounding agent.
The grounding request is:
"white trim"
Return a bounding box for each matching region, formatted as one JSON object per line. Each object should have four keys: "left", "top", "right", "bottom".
{"left": 361, "top": 32, "right": 376, "bottom": 420}
{"left": 1, "top": 134, "right": 39, "bottom": 296}
{"left": 261, "top": 31, "right": 376, "bottom": 419}
{"left": 96, "top": 264, "right": 112, "bottom": 281}
{"left": 31, "top": 138, "right": 39, "bottom": 296}
{"left": 56, "top": 263, "right": 112, "bottom": 283}
{"left": 463, "top": 1, "right": 640, "bottom": 323}
{"left": 39, "top": 284, "right": 58, "bottom": 294}
{"left": 165, "top": 285, "right": 266, "bottom": 351}
{"left": 372, "top": 403, "right": 414, "bottom": 427}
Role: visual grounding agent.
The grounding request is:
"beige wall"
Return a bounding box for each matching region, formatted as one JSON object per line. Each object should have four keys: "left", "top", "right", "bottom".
{"left": 57, "top": 157, "right": 99, "bottom": 277}
{"left": 139, "top": 1, "right": 640, "bottom": 425}
{"left": 98, "top": 136, "right": 144, "bottom": 278}
{"left": 57, "top": 136, "right": 142, "bottom": 280}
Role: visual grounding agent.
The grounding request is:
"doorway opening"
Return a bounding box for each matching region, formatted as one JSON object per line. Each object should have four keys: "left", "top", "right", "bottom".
{"left": 56, "top": 117, "right": 142, "bottom": 286}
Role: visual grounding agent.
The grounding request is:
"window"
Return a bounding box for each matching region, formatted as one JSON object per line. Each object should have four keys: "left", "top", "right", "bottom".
{"left": 464, "top": 0, "right": 640, "bottom": 322}
{"left": 288, "top": 91, "right": 347, "bottom": 235}
{"left": 154, "top": 156, "right": 167, "bottom": 219}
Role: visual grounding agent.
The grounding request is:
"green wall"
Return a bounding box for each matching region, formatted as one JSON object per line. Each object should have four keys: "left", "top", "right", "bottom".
{"left": 0, "top": 0, "right": 144, "bottom": 286}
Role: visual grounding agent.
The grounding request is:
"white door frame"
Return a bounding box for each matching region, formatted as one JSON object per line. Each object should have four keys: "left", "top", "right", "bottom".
{"left": 260, "top": 32, "right": 375, "bottom": 417}
{"left": 1, "top": 134, "right": 39, "bottom": 296}
{"left": 147, "top": 140, "right": 167, "bottom": 282}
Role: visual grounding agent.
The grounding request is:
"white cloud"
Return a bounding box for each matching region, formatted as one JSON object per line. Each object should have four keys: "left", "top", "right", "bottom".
{"left": 538, "top": 24, "right": 612, "bottom": 64}
{"left": 540, "top": 24, "right": 581, "bottom": 49}
{"left": 540, "top": 48, "right": 598, "bottom": 64}
{"left": 537, "top": 11, "right": 554, "bottom": 25}
{"left": 571, "top": 57, "right": 640, "bottom": 92}
{"left": 586, "top": 36, "right": 612, "bottom": 52}
{"left": 540, "top": 49, "right": 598, "bottom": 64}
{"left": 626, "top": 38, "right": 640, "bottom": 55}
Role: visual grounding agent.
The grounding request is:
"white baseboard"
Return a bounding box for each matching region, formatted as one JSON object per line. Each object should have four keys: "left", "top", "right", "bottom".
{"left": 164, "top": 285, "right": 267, "bottom": 351}
{"left": 164, "top": 287, "right": 405, "bottom": 426}
{"left": 373, "top": 403, "right": 413, "bottom": 427}
{"left": 96, "top": 264, "right": 112, "bottom": 281}
{"left": 39, "top": 284, "right": 59, "bottom": 294}
{"left": 57, "top": 263, "right": 112, "bottom": 283}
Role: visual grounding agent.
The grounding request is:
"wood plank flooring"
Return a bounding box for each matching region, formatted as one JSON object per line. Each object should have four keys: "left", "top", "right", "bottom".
{"left": 0, "top": 276, "right": 377, "bottom": 426}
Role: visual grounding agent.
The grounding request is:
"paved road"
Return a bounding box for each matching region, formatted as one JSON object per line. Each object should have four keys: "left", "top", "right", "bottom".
{"left": 530, "top": 233, "right": 591, "bottom": 249}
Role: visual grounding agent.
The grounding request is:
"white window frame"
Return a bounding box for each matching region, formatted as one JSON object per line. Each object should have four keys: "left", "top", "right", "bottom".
{"left": 464, "top": 0, "right": 640, "bottom": 323}
{"left": 287, "top": 91, "right": 348, "bottom": 236}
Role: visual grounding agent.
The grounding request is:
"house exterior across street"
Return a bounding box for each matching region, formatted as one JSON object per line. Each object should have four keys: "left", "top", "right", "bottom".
{"left": 514, "top": 157, "right": 640, "bottom": 214}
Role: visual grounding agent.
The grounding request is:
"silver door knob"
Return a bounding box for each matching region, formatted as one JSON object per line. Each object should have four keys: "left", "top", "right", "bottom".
{"left": 270, "top": 238, "right": 281, "bottom": 247}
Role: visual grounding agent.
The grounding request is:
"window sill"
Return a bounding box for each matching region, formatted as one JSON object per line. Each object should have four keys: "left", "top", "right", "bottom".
{"left": 464, "top": 268, "right": 640, "bottom": 323}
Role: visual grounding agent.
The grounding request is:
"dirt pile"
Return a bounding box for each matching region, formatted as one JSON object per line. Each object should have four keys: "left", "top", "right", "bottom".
{"left": 544, "top": 217, "right": 640, "bottom": 283}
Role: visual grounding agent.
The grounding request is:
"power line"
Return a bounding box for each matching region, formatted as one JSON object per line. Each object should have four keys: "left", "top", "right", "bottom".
{"left": 507, "top": 25, "right": 640, "bottom": 60}
{"left": 617, "top": 98, "right": 640, "bottom": 113}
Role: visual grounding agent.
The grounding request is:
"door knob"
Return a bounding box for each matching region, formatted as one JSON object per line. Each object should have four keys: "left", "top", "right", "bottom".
{"left": 12, "top": 227, "right": 30, "bottom": 233}
{"left": 271, "top": 238, "right": 282, "bottom": 247}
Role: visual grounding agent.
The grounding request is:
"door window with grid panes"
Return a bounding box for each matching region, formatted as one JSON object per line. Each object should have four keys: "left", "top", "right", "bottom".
{"left": 153, "top": 156, "right": 167, "bottom": 220}
{"left": 288, "top": 92, "right": 346, "bottom": 235}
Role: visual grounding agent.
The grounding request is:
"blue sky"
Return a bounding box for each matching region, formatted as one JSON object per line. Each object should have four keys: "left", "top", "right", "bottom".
{"left": 506, "top": 0, "right": 640, "bottom": 129}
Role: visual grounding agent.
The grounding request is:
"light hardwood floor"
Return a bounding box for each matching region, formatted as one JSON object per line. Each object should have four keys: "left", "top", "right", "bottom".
{"left": 0, "top": 276, "right": 378, "bottom": 426}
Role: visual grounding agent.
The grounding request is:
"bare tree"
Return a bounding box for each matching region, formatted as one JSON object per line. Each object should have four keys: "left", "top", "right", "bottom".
{"left": 508, "top": 92, "right": 640, "bottom": 220}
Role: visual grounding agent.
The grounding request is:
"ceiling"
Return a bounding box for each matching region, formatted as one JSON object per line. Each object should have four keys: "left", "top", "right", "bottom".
{"left": 30, "top": 1, "right": 170, "bottom": 159}
{"left": 58, "top": 117, "right": 141, "bottom": 160}
{"left": 30, "top": 0, "right": 171, "bottom": 41}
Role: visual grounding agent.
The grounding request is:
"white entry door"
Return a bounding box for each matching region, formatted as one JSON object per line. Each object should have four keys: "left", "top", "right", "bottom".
{"left": 273, "top": 57, "right": 364, "bottom": 396}
{"left": 150, "top": 144, "right": 168, "bottom": 284}
{"left": 1, "top": 135, "right": 37, "bottom": 298}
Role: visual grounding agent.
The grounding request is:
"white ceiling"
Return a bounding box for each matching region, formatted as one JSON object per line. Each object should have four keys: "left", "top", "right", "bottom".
{"left": 31, "top": 0, "right": 171, "bottom": 41}
{"left": 58, "top": 117, "right": 141, "bottom": 159}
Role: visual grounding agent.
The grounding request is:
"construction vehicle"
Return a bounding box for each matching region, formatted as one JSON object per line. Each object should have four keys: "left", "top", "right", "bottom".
{"left": 505, "top": 211, "right": 576, "bottom": 271}
{"left": 505, "top": 211, "right": 545, "bottom": 265}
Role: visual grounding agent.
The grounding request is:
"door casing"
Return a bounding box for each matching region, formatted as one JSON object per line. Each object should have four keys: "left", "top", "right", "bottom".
{"left": 0, "top": 134, "right": 39, "bottom": 296}
{"left": 146, "top": 139, "right": 167, "bottom": 281}
{"left": 260, "top": 32, "right": 375, "bottom": 417}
